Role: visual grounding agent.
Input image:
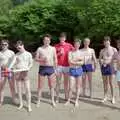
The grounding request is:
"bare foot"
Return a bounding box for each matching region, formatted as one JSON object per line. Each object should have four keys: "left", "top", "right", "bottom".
{"left": 75, "top": 101, "right": 79, "bottom": 107}
{"left": 17, "top": 104, "right": 23, "bottom": 110}
{"left": 28, "top": 106, "right": 32, "bottom": 112}
{"left": 111, "top": 97, "right": 115, "bottom": 104}
{"left": 52, "top": 101, "right": 56, "bottom": 107}
{"left": 64, "top": 101, "right": 70, "bottom": 106}
{"left": 36, "top": 101, "right": 40, "bottom": 108}
{"left": 56, "top": 97, "right": 59, "bottom": 103}
{"left": 101, "top": 97, "right": 107, "bottom": 103}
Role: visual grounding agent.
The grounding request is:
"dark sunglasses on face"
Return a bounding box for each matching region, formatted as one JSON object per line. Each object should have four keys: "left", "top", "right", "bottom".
{"left": 1, "top": 44, "right": 8, "bottom": 46}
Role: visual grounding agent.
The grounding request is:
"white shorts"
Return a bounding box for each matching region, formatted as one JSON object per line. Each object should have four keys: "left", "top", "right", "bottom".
{"left": 56, "top": 66, "right": 69, "bottom": 74}
{"left": 115, "top": 70, "right": 120, "bottom": 81}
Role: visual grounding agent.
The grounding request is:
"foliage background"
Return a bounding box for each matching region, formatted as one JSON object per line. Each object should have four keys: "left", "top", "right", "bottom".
{"left": 0, "top": 0, "right": 119, "bottom": 54}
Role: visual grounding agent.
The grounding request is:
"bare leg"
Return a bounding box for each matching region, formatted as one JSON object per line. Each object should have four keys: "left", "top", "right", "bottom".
{"left": 109, "top": 75, "right": 115, "bottom": 104}
{"left": 36, "top": 75, "right": 44, "bottom": 107}
{"left": 8, "top": 76, "right": 16, "bottom": 103}
{"left": 87, "top": 72, "right": 92, "bottom": 98}
{"left": 56, "top": 73, "right": 62, "bottom": 103}
{"left": 75, "top": 76, "right": 81, "bottom": 107}
{"left": 48, "top": 73, "right": 56, "bottom": 107}
{"left": 63, "top": 74, "right": 69, "bottom": 100}
{"left": 102, "top": 75, "right": 108, "bottom": 102}
{"left": 0, "top": 78, "right": 6, "bottom": 106}
{"left": 65, "top": 76, "right": 75, "bottom": 106}
{"left": 17, "top": 80, "right": 23, "bottom": 109}
{"left": 24, "top": 79, "right": 32, "bottom": 112}
{"left": 82, "top": 73, "right": 87, "bottom": 96}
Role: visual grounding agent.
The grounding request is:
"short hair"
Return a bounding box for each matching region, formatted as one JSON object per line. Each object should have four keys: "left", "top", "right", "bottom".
{"left": 43, "top": 34, "right": 51, "bottom": 39}
{"left": 74, "top": 37, "right": 81, "bottom": 44}
{"left": 84, "top": 37, "right": 90, "bottom": 42}
{"left": 104, "top": 36, "right": 111, "bottom": 41}
{"left": 59, "top": 32, "right": 66, "bottom": 38}
{"left": 1, "top": 39, "right": 9, "bottom": 44}
{"left": 16, "top": 40, "right": 24, "bottom": 46}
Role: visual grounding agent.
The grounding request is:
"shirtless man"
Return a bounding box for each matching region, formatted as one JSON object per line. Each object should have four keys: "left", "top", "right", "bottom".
{"left": 35, "top": 34, "right": 57, "bottom": 107}
{"left": 99, "top": 36, "right": 117, "bottom": 104}
{"left": 9, "top": 40, "right": 33, "bottom": 112}
{"left": 81, "top": 38, "right": 97, "bottom": 98}
{"left": 0, "top": 40, "right": 16, "bottom": 106}
{"left": 65, "top": 39, "right": 84, "bottom": 107}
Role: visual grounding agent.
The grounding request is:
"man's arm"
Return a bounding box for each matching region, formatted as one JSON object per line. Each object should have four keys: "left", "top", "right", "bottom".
{"left": 28, "top": 53, "right": 33, "bottom": 70}
{"left": 68, "top": 52, "right": 83, "bottom": 66}
{"left": 99, "top": 49, "right": 103, "bottom": 66}
{"left": 92, "top": 49, "right": 97, "bottom": 70}
{"left": 35, "top": 48, "right": 46, "bottom": 63}
{"left": 53, "top": 48, "right": 58, "bottom": 67}
{"left": 8, "top": 55, "right": 16, "bottom": 69}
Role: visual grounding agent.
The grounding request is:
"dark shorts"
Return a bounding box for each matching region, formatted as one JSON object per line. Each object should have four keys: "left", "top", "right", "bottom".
{"left": 82, "top": 64, "right": 93, "bottom": 72}
{"left": 69, "top": 67, "right": 83, "bottom": 77}
{"left": 101, "top": 64, "right": 113, "bottom": 76}
{"left": 39, "top": 66, "right": 55, "bottom": 76}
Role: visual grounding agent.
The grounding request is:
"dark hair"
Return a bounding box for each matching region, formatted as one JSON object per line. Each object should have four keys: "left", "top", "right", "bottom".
{"left": 59, "top": 32, "right": 67, "bottom": 38}
{"left": 16, "top": 40, "right": 24, "bottom": 46}
{"left": 1, "top": 39, "right": 9, "bottom": 44}
{"left": 43, "top": 34, "right": 51, "bottom": 39}
{"left": 104, "top": 36, "right": 111, "bottom": 41}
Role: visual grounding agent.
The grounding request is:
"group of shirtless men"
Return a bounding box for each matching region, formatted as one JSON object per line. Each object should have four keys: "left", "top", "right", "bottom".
{"left": 0, "top": 32, "right": 120, "bottom": 112}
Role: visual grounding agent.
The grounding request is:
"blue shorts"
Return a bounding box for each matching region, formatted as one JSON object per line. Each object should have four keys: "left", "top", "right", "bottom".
{"left": 69, "top": 67, "right": 83, "bottom": 77}
{"left": 82, "top": 64, "right": 93, "bottom": 72}
{"left": 101, "top": 64, "right": 113, "bottom": 76}
{"left": 39, "top": 66, "right": 55, "bottom": 76}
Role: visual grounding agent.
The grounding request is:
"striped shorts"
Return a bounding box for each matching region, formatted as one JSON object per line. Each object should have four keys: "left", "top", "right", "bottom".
{"left": 0, "top": 67, "right": 12, "bottom": 80}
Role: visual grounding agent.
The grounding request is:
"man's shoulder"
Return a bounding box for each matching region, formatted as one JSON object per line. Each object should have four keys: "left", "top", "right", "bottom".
{"left": 54, "top": 43, "right": 60, "bottom": 48}
{"left": 7, "top": 49, "right": 15, "bottom": 55}
{"left": 111, "top": 46, "right": 117, "bottom": 51}
{"left": 25, "top": 51, "right": 32, "bottom": 55}
{"left": 36, "top": 47, "right": 43, "bottom": 51}
{"left": 65, "top": 42, "right": 72, "bottom": 46}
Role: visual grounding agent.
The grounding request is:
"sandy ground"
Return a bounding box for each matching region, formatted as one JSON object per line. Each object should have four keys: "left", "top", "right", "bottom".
{"left": 0, "top": 61, "right": 120, "bottom": 120}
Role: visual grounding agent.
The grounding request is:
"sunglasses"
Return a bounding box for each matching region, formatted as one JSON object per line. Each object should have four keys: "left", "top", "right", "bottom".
{"left": 1, "top": 44, "right": 8, "bottom": 46}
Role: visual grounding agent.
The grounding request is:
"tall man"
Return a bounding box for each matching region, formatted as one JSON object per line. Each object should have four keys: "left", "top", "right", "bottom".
{"left": 99, "top": 36, "right": 117, "bottom": 104}
{"left": 55, "top": 32, "right": 74, "bottom": 102}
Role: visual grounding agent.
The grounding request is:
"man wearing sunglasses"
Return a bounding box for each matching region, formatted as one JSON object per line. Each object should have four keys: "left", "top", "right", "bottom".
{"left": 0, "top": 40, "right": 16, "bottom": 106}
